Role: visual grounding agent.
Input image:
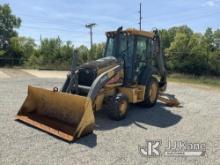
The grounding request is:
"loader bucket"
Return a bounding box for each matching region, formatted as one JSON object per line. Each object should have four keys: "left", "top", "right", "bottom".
{"left": 16, "top": 86, "right": 95, "bottom": 142}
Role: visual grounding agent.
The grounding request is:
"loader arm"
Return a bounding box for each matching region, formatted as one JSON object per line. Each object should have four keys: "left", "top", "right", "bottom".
{"left": 88, "top": 64, "right": 122, "bottom": 102}
{"left": 62, "top": 62, "right": 122, "bottom": 102}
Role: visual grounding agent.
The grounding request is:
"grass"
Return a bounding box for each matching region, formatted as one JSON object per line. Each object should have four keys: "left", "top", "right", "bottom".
{"left": 168, "top": 73, "right": 220, "bottom": 87}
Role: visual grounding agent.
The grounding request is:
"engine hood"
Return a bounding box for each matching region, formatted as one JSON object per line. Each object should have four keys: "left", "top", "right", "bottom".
{"left": 80, "top": 56, "right": 118, "bottom": 70}
{"left": 77, "top": 56, "right": 120, "bottom": 86}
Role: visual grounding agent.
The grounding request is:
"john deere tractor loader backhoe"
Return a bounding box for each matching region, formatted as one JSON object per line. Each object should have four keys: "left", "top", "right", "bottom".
{"left": 16, "top": 27, "right": 179, "bottom": 141}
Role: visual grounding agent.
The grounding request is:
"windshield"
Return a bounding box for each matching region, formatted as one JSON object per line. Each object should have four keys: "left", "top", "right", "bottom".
{"left": 105, "top": 37, "right": 115, "bottom": 57}
{"left": 105, "top": 33, "right": 128, "bottom": 57}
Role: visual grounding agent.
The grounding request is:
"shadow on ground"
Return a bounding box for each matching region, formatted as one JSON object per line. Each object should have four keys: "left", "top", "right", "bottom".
{"left": 96, "top": 103, "right": 182, "bottom": 130}
{"left": 77, "top": 103, "right": 182, "bottom": 147}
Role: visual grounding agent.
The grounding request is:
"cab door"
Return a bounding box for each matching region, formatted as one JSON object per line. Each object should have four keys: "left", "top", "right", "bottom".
{"left": 134, "top": 36, "right": 152, "bottom": 81}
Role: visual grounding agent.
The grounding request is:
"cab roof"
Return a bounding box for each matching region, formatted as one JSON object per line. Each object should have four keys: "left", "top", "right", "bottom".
{"left": 106, "top": 28, "right": 155, "bottom": 38}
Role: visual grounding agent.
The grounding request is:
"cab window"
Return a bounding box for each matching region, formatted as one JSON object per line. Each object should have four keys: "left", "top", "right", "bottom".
{"left": 135, "top": 36, "right": 152, "bottom": 74}
{"left": 136, "top": 37, "right": 146, "bottom": 60}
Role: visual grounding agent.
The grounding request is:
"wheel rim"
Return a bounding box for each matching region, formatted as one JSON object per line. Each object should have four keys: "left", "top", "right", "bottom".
{"left": 119, "top": 100, "right": 127, "bottom": 115}
{"left": 149, "top": 83, "right": 157, "bottom": 103}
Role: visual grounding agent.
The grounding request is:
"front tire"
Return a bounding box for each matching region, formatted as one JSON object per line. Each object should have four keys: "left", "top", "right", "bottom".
{"left": 106, "top": 93, "right": 129, "bottom": 120}
{"left": 140, "top": 77, "right": 159, "bottom": 107}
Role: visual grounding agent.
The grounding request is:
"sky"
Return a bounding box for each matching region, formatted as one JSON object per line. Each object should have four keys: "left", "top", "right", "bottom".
{"left": 0, "top": 0, "right": 220, "bottom": 46}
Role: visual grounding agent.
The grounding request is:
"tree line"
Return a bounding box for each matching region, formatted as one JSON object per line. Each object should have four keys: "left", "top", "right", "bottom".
{"left": 0, "top": 4, "right": 104, "bottom": 69}
{"left": 161, "top": 26, "right": 220, "bottom": 76}
{"left": 0, "top": 4, "right": 219, "bottom": 75}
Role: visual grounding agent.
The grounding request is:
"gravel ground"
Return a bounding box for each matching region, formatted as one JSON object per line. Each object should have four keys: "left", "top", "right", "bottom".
{"left": 0, "top": 69, "right": 219, "bottom": 165}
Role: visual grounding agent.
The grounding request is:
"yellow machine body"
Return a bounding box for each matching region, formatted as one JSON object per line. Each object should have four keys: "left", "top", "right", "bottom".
{"left": 16, "top": 28, "right": 180, "bottom": 142}
{"left": 118, "top": 85, "right": 145, "bottom": 103}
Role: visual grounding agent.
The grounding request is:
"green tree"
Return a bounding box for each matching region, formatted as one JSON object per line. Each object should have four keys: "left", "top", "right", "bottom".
{"left": 213, "top": 29, "right": 220, "bottom": 50}
{"left": 10, "top": 36, "right": 36, "bottom": 62}
{"left": 160, "top": 29, "right": 170, "bottom": 51}
{"left": 0, "top": 4, "right": 21, "bottom": 52}
{"left": 214, "top": 29, "right": 220, "bottom": 38}
{"left": 90, "top": 43, "right": 105, "bottom": 60}
{"left": 166, "top": 32, "right": 190, "bottom": 72}
{"left": 166, "top": 31, "right": 209, "bottom": 75}
{"left": 39, "top": 37, "right": 62, "bottom": 64}
{"left": 75, "top": 45, "right": 89, "bottom": 64}
{"left": 160, "top": 26, "right": 193, "bottom": 54}
{"left": 36, "top": 37, "right": 74, "bottom": 69}
{"left": 188, "top": 33, "right": 209, "bottom": 75}
{"left": 60, "top": 41, "right": 74, "bottom": 61}
{"left": 167, "top": 25, "right": 193, "bottom": 43}
{"left": 208, "top": 51, "right": 220, "bottom": 75}
{"left": 203, "top": 27, "right": 214, "bottom": 52}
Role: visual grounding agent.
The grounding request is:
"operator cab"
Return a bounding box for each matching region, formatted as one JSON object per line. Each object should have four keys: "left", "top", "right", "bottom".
{"left": 104, "top": 28, "right": 158, "bottom": 86}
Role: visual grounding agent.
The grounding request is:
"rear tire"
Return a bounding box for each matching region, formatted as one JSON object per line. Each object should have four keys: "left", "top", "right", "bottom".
{"left": 139, "top": 77, "right": 159, "bottom": 107}
{"left": 106, "top": 93, "right": 129, "bottom": 121}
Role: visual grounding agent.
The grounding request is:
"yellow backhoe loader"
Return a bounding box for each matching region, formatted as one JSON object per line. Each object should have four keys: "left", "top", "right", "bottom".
{"left": 16, "top": 27, "right": 179, "bottom": 141}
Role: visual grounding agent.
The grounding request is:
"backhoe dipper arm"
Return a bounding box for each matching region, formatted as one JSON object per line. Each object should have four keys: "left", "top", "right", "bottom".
{"left": 153, "top": 30, "right": 167, "bottom": 88}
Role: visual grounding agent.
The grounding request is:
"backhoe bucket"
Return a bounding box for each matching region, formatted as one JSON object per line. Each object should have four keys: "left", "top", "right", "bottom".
{"left": 16, "top": 86, "right": 95, "bottom": 142}
{"left": 158, "top": 93, "right": 180, "bottom": 107}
